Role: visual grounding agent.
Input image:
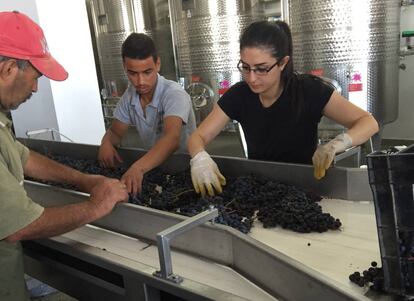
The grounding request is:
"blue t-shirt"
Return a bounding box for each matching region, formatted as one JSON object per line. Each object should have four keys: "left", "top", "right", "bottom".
{"left": 114, "top": 75, "right": 196, "bottom": 153}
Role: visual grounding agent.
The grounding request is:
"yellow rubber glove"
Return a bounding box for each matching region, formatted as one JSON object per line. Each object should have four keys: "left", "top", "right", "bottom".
{"left": 190, "top": 150, "right": 226, "bottom": 197}
{"left": 312, "top": 133, "right": 353, "bottom": 180}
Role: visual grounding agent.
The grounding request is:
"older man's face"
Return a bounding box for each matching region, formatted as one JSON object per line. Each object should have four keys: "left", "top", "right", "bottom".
{"left": 0, "top": 60, "right": 41, "bottom": 111}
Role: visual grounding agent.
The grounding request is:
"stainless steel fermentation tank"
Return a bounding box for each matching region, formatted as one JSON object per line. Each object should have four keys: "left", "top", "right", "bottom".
{"left": 86, "top": 0, "right": 176, "bottom": 104}
{"left": 169, "top": 0, "right": 266, "bottom": 125}
{"left": 286, "top": 0, "right": 400, "bottom": 132}
{"left": 87, "top": 0, "right": 266, "bottom": 125}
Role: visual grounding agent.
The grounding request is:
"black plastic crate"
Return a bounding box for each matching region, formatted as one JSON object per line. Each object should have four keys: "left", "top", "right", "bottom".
{"left": 367, "top": 145, "right": 414, "bottom": 296}
{"left": 367, "top": 152, "right": 398, "bottom": 258}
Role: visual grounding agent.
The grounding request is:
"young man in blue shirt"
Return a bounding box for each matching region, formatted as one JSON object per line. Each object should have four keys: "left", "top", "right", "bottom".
{"left": 98, "top": 33, "right": 196, "bottom": 196}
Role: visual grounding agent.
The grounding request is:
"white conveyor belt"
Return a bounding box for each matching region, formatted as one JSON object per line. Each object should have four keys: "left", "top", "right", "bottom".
{"left": 250, "top": 198, "right": 380, "bottom": 296}
{"left": 59, "top": 225, "right": 278, "bottom": 301}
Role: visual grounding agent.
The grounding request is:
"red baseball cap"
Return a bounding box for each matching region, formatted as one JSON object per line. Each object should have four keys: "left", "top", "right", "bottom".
{"left": 0, "top": 11, "right": 68, "bottom": 81}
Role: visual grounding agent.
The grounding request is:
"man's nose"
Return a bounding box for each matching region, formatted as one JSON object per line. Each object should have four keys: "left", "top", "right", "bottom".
{"left": 135, "top": 73, "right": 144, "bottom": 85}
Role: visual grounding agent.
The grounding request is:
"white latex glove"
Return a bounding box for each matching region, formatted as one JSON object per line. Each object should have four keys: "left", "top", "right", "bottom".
{"left": 190, "top": 150, "right": 226, "bottom": 197}
{"left": 312, "top": 133, "right": 353, "bottom": 180}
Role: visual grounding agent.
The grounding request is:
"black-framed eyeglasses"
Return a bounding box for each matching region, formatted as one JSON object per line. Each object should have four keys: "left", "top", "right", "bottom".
{"left": 237, "top": 58, "right": 281, "bottom": 76}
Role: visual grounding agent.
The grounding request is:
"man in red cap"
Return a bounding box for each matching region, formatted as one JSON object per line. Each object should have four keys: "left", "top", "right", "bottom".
{"left": 0, "top": 11, "right": 129, "bottom": 301}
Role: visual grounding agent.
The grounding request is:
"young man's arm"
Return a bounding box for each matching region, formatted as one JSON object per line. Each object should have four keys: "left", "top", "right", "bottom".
{"left": 98, "top": 119, "right": 130, "bottom": 168}
{"left": 121, "top": 115, "right": 182, "bottom": 195}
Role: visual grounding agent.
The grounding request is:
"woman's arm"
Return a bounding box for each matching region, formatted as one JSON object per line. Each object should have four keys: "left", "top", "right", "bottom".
{"left": 312, "top": 91, "right": 379, "bottom": 179}
{"left": 322, "top": 91, "right": 379, "bottom": 145}
{"left": 187, "top": 104, "right": 230, "bottom": 196}
{"left": 187, "top": 104, "right": 231, "bottom": 156}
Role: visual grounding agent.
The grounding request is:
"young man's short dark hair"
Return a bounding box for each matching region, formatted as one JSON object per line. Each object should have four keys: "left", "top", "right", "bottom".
{"left": 121, "top": 33, "right": 158, "bottom": 62}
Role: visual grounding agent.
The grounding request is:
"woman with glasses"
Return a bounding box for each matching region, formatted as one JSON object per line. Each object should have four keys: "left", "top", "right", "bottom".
{"left": 187, "top": 20, "right": 379, "bottom": 197}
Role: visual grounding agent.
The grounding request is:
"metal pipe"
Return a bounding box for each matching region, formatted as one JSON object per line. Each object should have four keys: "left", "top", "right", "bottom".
{"left": 281, "top": 0, "right": 289, "bottom": 23}
{"left": 26, "top": 128, "right": 74, "bottom": 142}
{"left": 153, "top": 207, "right": 218, "bottom": 283}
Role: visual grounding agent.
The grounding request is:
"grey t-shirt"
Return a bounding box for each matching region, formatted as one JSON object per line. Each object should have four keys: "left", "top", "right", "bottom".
{"left": 114, "top": 75, "right": 196, "bottom": 153}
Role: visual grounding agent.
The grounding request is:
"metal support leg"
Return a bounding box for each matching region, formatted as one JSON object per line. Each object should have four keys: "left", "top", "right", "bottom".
{"left": 370, "top": 132, "right": 382, "bottom": 152}
{"left": 237, "top": 123, "right": 248, "bottom": 158}
{"left": 143, "top": 284, "right": 161, "bottom": 301}
{"left": 153, "top": 207, "right": 218, "bottom": 284}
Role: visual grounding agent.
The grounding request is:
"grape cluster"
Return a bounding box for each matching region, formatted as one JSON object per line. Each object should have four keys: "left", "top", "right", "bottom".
{"left": 255, "top": 181, "right": 341, "bottom": 233}
{"left": 349, "top": 261, "right": 384, "bottom": 292}
{"left": 32, "top": 155, "right": 342, "bottom": 234}
{"left": 48, "top": 155, "right": 128, "bottom": 179}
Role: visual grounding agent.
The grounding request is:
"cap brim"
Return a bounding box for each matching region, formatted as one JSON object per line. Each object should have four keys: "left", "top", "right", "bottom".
{"left": 30, "top": 55, "right": 68, "bottom": 81}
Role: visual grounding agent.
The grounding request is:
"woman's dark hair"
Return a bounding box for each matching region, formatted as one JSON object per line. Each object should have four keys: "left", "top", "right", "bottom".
{"left": 239, "top": 20, "right": 331, "bottom": 118}
{"left": 240, "top": 20, "right": 293, "bottom": 81}
{"left": 121, "top": 33, "right": 158, "bottom": 62}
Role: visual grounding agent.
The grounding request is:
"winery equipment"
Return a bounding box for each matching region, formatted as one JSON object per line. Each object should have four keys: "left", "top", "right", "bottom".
{"left": 186, "top": 82, "right": 215, "bottom": 126}
{"left": 287, "top": 0, "right": 400, "bottom": 128}
{"left": 169, "top": 0, "right": 266, "bottom": 125}
{"left": 20, "top": 139, "right": 371, "bottom": 201}
{"left": 18, "top": 139, "right": 387, "bottom": 301}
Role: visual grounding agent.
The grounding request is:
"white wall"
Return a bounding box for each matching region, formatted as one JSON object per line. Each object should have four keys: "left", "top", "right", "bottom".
{"left": 382, "top": 5, "right": 414, "bottom": 140}
{"left": 1, "top": 0, "right": 105, "bottom": 145}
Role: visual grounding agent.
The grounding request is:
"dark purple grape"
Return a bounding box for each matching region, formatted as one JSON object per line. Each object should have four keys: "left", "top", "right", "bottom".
{"left": 31, "top": 155, "right": 342, "bottom": 234}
